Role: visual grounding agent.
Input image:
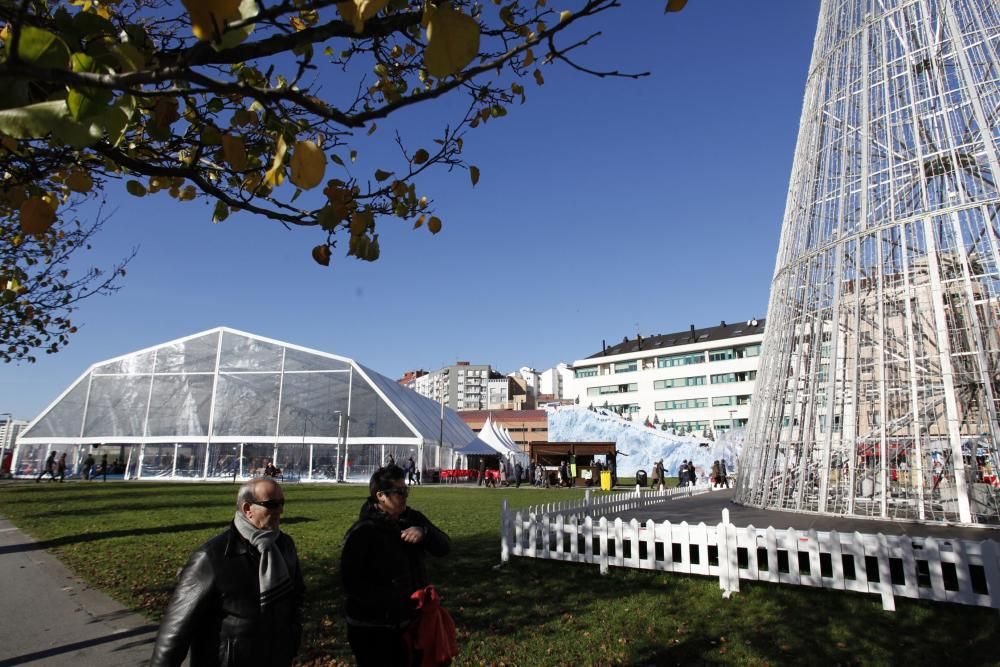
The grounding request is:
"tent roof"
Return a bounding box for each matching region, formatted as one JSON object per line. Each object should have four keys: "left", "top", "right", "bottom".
{"left": 455, "top": 438, "right": 499, "bottom": 455}
{"left": 20, "top": 327, "right": 476, "bottom": 449}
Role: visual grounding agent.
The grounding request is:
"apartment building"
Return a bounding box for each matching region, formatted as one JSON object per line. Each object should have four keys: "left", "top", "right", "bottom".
{"left": 402, "top": 362, "right": 497, "bottom": 411}
{"left": 570, "top": 319, "right": 765, "bottom": 433}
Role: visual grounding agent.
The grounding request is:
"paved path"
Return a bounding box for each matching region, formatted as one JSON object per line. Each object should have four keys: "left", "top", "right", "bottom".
{"left": 615, "top": 489, "right": 1000, "bottom": 541}
{"left": 0, "top": 517, "right": 159, "bottom": 667}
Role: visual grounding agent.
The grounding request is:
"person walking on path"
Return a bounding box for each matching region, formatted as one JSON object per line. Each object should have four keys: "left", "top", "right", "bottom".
{"left": 100, "top": 453, "right": 108, "bottom": 481}
{"left": 149, "top": 478, "right": 305, "bottom": 667}
{"left": 514, "top": 461, "right": 523, "bottom": 489}
{"left": 36, "top": 451, "right": 57, "bottom": 482}
{"left": 406, "top": 456, "right": 419, "bottom": 485}
{"left": 56, "top": 453, "right": 68, "bottom": 482}
{"left": 82, "top": 451, "right": 95, "bottom": 480}
{"left": 341, "top": 464, "right": 451, "bottom": 666}
{"left": 477, "top": 459, "right": 486, "bottom": 486}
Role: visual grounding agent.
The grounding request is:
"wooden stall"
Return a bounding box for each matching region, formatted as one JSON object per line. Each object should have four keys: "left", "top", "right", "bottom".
{"left": 526, "top": 441, "right": 617, "bottom": 487}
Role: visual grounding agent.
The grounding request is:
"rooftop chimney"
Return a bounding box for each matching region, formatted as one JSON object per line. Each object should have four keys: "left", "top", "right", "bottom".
{"left": 637, "top": 334, "right": 643, "bottom": 350}
{"left": 689, "top": 324, "right": 696, "bottom": 341}
{"left": 721, "top": 320, "right": 726, "bottom": 327}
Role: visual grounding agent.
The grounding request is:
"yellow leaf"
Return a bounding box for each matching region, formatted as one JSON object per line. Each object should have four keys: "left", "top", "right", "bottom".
{"left": 533, "top": 68, "right": 544, "bottom": 86}
{"left": 181, "top": 0, "right": 241, "bottom": 42}
{"left": 337, "top": 0, "right": 390, "bottom": 34}
{"left": 289, "top": 140, "right": 326, "bottom": 190}
{"left": 559, "top": 10, "right": 571, "bottom": 23}
{"left": 312, "top": 244, "right": 331, "bottom": 266}
{"left": 412, "top": 148, "right": 430, "bottom": 165}
{"left": 427, "top": 216, "right": 442, "bottom": 234}
{"left": 20, "top": 197, "right": 57, "bottom": 235}
{"left": 469, "top": 165, "right": 480, "bottom": 186}
{"left": 222, "top": 134, "right": 248, "bottom": 171}
{"left": 665, "top": 0, "right": 688, "bottom": 12}
{"left": 264, "top": 134, "right": 288, "bottom": 188}
{"left": 523, "top": 49, "right": 535, "bottom": 67}
{"left": 424, "top": 3, "right": 480, "bottom": 79}
{"left": 65, "top": 169, "right": 93, "bottom": 193}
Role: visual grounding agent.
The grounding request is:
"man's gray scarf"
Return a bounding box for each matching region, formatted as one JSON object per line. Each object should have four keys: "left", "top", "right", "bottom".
{"left": 233, "top": 511, "right": 293, "bottom": 609}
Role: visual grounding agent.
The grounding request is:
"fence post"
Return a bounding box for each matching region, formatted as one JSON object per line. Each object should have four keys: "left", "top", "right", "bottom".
{"left": 500, "top": 499, "right": 510, "bottom": 563}
{"left": 585, "top": 488, "right": 592, "bottom": 507}
{"left": 599, "top": 517, "right": 609, "bottom": 575}
{"left": 718, "top": 508, "right": 740, "bottom": 598}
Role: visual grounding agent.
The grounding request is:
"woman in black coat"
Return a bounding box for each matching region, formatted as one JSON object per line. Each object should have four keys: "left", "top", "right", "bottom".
{"left": 340, "top": 465, "right": 450, "bottom": 666}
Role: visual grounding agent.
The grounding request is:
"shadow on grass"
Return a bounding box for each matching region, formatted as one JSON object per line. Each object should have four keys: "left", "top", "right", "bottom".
{"left": 298, "top": 529, "right": 1000, "bottom": 666}
{"left": 0, "top": 516, "right": 317, "bottom": 555}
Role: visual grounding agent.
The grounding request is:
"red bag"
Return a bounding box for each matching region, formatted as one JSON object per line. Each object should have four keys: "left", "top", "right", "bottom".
{"left": 405, "top": 585, "right": 458, "bottom": 667}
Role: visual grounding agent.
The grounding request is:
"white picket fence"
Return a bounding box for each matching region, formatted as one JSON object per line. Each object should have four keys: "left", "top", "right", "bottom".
{"left": 500, "top": 489, "right": 1000, "bottom": 611}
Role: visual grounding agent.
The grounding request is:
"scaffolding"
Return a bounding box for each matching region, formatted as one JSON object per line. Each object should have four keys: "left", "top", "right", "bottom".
{"left": 736, "top": 0, "right": 1000, "bottom": 525}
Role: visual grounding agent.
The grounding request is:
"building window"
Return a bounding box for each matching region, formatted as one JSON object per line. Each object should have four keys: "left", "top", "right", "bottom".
{"left": 737, "top": 344, "right": 761, "bottom": 358}
{"left": 712, "top": 396, "right": 734, "bottom": 406}
{"left": 614, "top": 361, "right": 637, "bottom": 373}
{"left": 710, "top": 370, "right": 757, "bottom": 384}
{"left": 575, "top": 367, "right": 598, "bottom": 378}
{"left": 587, "top": 383, "right": 638, "bottom": 396}
{"left": 654, "top": 376, "right": 706, "bottom": 390}
{"left": 654, "top": 398, "right": 708, "bottom": 410}
{"left": 657, "top": 352, "right": 705, "bottom": 368}
{"left": 709, "top": 348, "right": 735, "bottom": 362}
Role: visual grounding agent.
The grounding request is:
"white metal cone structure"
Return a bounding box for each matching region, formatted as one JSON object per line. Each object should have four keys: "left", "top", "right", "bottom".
{"left": 736, "top": 0, "right": 1000, "bottom": 525}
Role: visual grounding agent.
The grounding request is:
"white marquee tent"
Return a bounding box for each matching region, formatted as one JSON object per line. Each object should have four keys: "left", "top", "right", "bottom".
{"left": 14, "top": 327, "right": 476, "bottom": 482}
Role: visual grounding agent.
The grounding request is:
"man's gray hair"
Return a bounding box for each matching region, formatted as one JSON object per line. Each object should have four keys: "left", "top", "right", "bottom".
{"left": 235, "top": 478, "right": 279, "bottom": 510}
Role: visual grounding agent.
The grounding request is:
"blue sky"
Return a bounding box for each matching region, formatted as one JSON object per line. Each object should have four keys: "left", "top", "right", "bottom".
{"left": 2, "top": 1, "right": 822, "bottom": 421}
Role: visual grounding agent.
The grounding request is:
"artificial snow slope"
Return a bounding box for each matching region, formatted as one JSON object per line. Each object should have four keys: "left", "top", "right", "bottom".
{"left": 546, "top": 406, "right": 742, "bottom": 480}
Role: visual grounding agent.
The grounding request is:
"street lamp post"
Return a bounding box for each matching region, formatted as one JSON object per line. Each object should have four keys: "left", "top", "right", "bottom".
{"left": 334, "top": 411, "right": 343, "bottom": 482}
{"left": 729, "top": 409, "right": 736, "bottom": 430}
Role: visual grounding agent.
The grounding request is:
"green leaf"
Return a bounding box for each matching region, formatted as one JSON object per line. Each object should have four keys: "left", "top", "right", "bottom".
{"left": 67, "top": 53, "right": 112, "bottom": 121}
{"left": 212, "top": 201, "right": 230, "bottom": 223}
{"left": 0, "top": 100, "right": 70, "bottom": 138}
{"left": 214, "top": 0, "right": 259, "bottom": 51}
{"left": 102, "top": 95, "right": 136, "bottom": 147}
{"left": 6, "top": 26, "right": 70, "bottom": 68}
{"left": 126, "top": 180, "right": 147, "bottom": 197}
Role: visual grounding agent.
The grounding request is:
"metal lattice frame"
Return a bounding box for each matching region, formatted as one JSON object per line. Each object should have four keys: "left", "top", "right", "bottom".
{"left": 736, "top": 0, "right": 1000, "bottom": 525}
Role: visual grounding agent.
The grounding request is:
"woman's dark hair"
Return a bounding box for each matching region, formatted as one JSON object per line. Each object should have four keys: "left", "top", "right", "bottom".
{"left": 369, "top": 464, "right": 405, "bottom": 499}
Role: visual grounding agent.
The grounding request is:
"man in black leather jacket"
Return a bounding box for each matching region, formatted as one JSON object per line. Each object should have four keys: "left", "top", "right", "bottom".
{"left": 341, "top": 464, "right": 450, "bottom": 666}
{"left": 149, "top": 478, "right": 305, "bottom": 667}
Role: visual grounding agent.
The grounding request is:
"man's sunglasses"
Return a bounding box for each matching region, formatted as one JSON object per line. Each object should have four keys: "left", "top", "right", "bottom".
{"left": 381, "top": 487, "right": 409, "bottom": 497}
{"left": 251, "top": 498, "right": 285, "bottom": 509}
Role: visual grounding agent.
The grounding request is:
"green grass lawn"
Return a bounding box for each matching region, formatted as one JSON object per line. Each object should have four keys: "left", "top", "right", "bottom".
{"left": 1, "top": 481, "right": 997, "bottom": 666}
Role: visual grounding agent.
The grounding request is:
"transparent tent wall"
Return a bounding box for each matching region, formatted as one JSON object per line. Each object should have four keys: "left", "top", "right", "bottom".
{"left": 736, "top": 0, "right": 1000, "bottom": 525}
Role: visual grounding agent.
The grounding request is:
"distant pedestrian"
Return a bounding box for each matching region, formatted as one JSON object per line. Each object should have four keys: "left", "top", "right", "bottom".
{"left": 499, "top": 461, "right": 508, "bottom": 487}
{"left": 36, "top": 451, "right": 57, "bottom": 482}
{"left": 559, "top": 460, "right": 570, "bottom": 487}
{"left": 82, "top": 452, "right": 95, "bottom": 481}
{"left": 478, "top": 459, "right": 486, "bottom": 486}
{"left": 406, "top": 456, "right": 418, "bottom": 485}
{"left": 719, "top": 460, "right": 730, "bottom": 488}
{"left": 654, "top": 460, "right": 665, "bottom": 492}
{"left": 387, "top": 453, "right": 396, "bottom": 467}
{"left": 687, "top": 461, "right": 697, "bottom": 486}
{"left": 56, "top": 453, "right": 67, "bottom": 482}
{"left": 100, "top": 453, "right": 108, "bottom": 481}
{"left": 514, "top": 461, "right": 523, "bottom": 489}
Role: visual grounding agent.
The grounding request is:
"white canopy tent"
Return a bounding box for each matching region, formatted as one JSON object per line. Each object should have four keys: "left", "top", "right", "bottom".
{"left": 14, "top": 327, "right": 476, "bottom": 482}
